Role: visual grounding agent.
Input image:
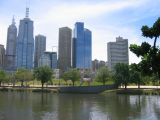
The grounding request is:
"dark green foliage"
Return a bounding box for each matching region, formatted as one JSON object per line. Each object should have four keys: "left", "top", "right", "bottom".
{"left": 114, "top": 63, "right": 130, "bottom": 89}
{"left": 96, "top": 67, "right": 111, "bottom": 85}
{"left": 129, "top": 42, "right": 151, "bottom": 57}
{"left": 130, "top": 18, "right": 160, "bottom": 79}
{"left": 34, "top": 66, "right": 53, "bottom": 88}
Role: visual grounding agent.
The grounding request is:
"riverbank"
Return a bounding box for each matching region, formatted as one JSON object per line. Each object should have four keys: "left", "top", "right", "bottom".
{"left": 116, "top": 88, "right": 160, "bottom": 95}
{"left": 0, "top": 85, "right": 116, "bottom": 93}
{"left": 1, "top": 86, "right": 160, "bottom": 95}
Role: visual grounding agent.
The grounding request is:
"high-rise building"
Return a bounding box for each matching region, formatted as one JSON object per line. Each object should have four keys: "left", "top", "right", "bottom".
{"left": 16, "top": 8, "right": 34, "bottom": 69}
{"left": 107, "top": 36, "right": 129, "bottom": 70}
{"left": 0, "top": 45, "right": 5, "bottom": 69}
{"left": 92, "top": 59, "right": 106, "bottom": 72}
{"left": 58, "top": 27, "right": 72, "bottom": 73}
{"left": 38, "top": 51, "right": 57, "bottom": 69}
{"left": 5, "top": 17, "right": 17, "bottom": 71}
{"left": 72, "top": 22, "right": 92, "bottom": 69}
{"left": 34, "top": 34, "right": 46, "bottom": 68}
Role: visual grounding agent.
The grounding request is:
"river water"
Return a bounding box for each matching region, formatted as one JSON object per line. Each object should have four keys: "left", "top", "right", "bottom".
{"left": 0, "top": 91, "right": 159, "bottom": 120}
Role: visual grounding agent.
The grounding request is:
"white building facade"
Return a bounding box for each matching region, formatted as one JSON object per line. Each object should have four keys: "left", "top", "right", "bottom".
{"left": 107, "top": 36, "right": 129, "bottom": 70}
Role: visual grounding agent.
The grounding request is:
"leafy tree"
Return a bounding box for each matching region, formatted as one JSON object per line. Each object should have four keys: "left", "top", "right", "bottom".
{"left": 114, "top": 63, "right": 130, "bottom": 89}
{"left": 130, "top": 18, "right": 160, "bottom": 79}
{"left": 62, "top": 71, "right": 70, "bottom": 84}
{"left": 15, "top": 69, "right": 33, "bottom": 87}
{"left": 129, "top": 64, "right": 143, "bottom": 88}
{"left": 34, "top": 66, "right": 53, "bottom": 89}
{"left": 130, "top": 71, "right": 141, "bottom": 88}
{"left": 0, "top": 70, "right": 6, "bottom": 86}
{"left": 96, "top": 66, "right": 111, "bottom": 85}
{"left": 63, "top": 69, "right": 80, "bottom": 86}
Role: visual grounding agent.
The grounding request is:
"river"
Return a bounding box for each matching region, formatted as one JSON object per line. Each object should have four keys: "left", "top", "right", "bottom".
{"left": 0, "top": 91, "right": 159, "bottom": 120}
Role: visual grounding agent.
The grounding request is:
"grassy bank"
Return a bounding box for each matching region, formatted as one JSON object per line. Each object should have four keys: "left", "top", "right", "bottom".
{"left": 117, "top": 89, "right": 160, "bottom": 95}
{"left": 0, "top": 87, "right": 59, "bottom": 93}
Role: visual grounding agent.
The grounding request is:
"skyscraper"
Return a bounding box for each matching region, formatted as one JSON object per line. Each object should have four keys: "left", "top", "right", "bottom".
{"left": 0, "top": 45, "right": 5, "bottom": 69}
{"left": 34, "top": 34, "right": 46, "bottom": 68}
{"left": 16, "top": 8, "right": 34, "bottom": 69}
{"left": 5, "top": 17, "right": 17, "bottom": 71}
{"left": 58, "top": 27, "right": 72, "bottom": 73}
{"left": 72, "top": 22, "right": 92, "bottom": 69}
{"left": 107, "top": 36, "right": 129, "bottom": 70}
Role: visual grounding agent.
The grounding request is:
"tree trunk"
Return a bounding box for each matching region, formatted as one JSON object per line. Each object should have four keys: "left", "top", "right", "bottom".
{"left": 153, "top": 37, "right": 157, "bottom": 50}
{"left": 124, "top": 82, "right": 127, "bottom": 90}
{"left": 73, "top": 81, "right": 75, "bottom": 86}
{"left": 103, "top": 80, "right": 105, "bottom": 86}
{"left": 21, "top": 81, "right": 24, "bottom": 87}
{"left": 0, "top": 81, "right": 1, "bottom": 87}
{"left": 42, "top": 83, "right": 44, "bottom": 89}
{"left": 138, "top": 80, "right": 140, "bottom": 89}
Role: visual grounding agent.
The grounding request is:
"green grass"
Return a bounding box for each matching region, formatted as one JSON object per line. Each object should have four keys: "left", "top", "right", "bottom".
{"left": 2, "top": 79, "right": 115, "bottom": 87}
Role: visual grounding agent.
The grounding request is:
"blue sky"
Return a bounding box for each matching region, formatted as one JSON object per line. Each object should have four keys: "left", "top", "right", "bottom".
{"left": 0, "top": 0, "right": 160, "bottom": 64}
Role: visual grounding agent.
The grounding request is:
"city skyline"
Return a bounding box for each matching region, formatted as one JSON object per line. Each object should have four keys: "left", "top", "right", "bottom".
{"left": 0, "top": 0, "right": 160, "bottom": 64}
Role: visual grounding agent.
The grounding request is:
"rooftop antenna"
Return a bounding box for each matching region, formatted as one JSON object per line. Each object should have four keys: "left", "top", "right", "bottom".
{"left": 12, "top": 15, "right": 16, "bottom": 25}
{"left": 25, "top": 0, "right": 29, "bottom": 18}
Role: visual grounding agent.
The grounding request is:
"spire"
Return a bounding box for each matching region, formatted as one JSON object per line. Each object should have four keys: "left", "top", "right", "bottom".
{"left": 12, "top": 16, "right": 16, "bottom": 25}
{"left": 25, "top": 7, "right": 29, "bottom": 18}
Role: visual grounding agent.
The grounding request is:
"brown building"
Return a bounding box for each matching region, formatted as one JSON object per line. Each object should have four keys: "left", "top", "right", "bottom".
{"left": 58, "top": 27, "right": 72, "bottom": 74}
{"left": 0, "top": 44, "right": 5, "bottom": 69}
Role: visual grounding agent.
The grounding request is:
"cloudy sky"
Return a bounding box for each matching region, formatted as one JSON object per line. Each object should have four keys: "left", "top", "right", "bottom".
{"left": 0, "top": 0, "right": 160, "bottom": 64}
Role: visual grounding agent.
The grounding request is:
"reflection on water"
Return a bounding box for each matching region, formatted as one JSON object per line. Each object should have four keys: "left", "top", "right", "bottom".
{"left": 0, "top": 91, "right": 159, "bottom": 120}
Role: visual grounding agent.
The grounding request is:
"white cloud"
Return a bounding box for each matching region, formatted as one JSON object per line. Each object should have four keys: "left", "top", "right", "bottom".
{"left": 0, "top": 0, "right": 159, "bottom": 64}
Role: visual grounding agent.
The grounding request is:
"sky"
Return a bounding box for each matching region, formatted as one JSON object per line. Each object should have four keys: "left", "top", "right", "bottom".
{"left": 0, "top": 0, "right": 160, "bottom": 64}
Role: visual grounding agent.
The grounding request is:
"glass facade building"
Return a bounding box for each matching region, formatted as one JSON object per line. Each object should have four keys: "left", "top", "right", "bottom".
{"left": 5, "top": 17, "right": 17, "bottom": 71}
{"left": 16, "top": 8, "right": 34, "bottom": 69}
{"left": 72, "top": 22, "right": 92, "bottom": 69}
{"left": 38, "top": 52, "right": 57, "bottom": 70}
{"left": 34, "top": 34, "right": 46, "bottom": 68}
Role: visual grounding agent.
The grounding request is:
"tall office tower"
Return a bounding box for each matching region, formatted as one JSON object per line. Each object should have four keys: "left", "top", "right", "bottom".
{"left": 58, "top": 27, "right": 72, "bottom": 73}
{"left": 34, "top": 34, "right": 46, "bottom": 68}
{"left": 5, "top": 17, "right": 17, "bottom": 71}
{"left": 92, "top": 59, "right": 106, "bottom": 72}
{"left": 92, "top": 59, "right": 99, "bottom": 72}
{"left": 72, "top": 22, "right": 92, "bottom": 69}
{"left": 107, "top": 36, "right": 129, "bottom": 70}
{"left": 0, "top": 45, "right": 5, "bottom": 69}
{"left": 16, "top": 8, "right": 34, "bottom": 69}
{"left": 38, "top": 51, "right": 57, "bottom": 69}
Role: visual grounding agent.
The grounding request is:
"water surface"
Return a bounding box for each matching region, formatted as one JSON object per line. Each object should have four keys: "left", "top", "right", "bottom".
{"left": 0, "top": 91, "right": 159, "bottom": 120}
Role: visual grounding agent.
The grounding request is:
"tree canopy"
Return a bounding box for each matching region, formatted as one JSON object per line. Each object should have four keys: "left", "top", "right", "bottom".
{"left": 15, "top": 68, "right": 33, "bottom": 87}
{"left": 130, "top": 17, "right": 160, "bottom": 78}
{"left": 34, "top": 66, "right": 53, "bottom": 88}
{"left": 96, "top": 66, "right": 111, "bottom": 85}
{"left": 114, "top": 63, "right": 130, "bottom": 89}
{"left": 63, "top": 69, "right": 80, "bottom": 86}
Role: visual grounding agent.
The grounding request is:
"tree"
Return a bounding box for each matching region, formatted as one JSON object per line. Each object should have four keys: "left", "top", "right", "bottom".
{"left": 130, "top": 71, "right": 141, "bottom": 89}
{"left": 130, "top": 18, "right": 160, "bottom": 79}
{"left": 15, "top": 69, "right": 33, "bottom": 87}
{"left": 114, "top": 63, "right": 130, "bottom": 89}
{"left": 62, "top": 71, "right": 70, "bottom": 84}
{"left": 129, "top": 64, "right": 142, "bottom": 88}
{"left": 34, "top": 66, "right": 53, "bottom": 89}
{"left": 63, "top": 69, "right": 80, "bottom": 86}
{"left": 96, "top": 66, "right": 110, "bottom": 85}
{"left": 0, "top": 70, "right": 6, "bottom": 86}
